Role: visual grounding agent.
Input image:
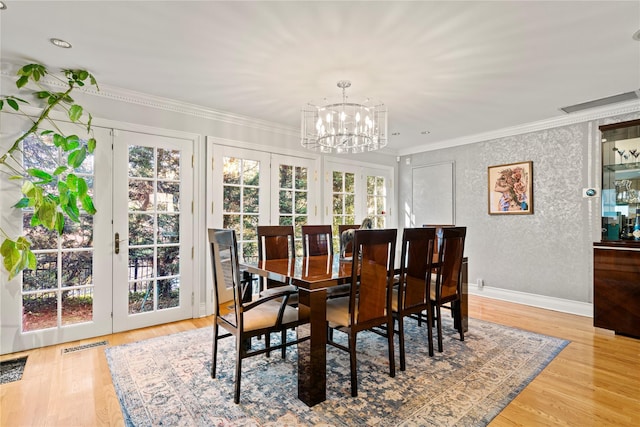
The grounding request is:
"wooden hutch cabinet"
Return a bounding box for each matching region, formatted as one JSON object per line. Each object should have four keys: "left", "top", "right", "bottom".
{"left": 594, "top": 119, "right": 640, "bottom": 338}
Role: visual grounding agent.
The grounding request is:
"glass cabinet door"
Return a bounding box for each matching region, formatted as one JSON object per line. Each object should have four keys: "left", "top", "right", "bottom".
{"left": 600, "top": 119, "right": 640, "bottom": 241}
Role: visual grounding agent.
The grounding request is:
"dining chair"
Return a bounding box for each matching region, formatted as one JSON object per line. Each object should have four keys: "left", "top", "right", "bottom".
{"left": 257, "top": 225, "right": 297, "bottom": 293}
{"left": 301, "top": 224, "right": 333, "bottom": 256}
{"left": 256, "top": 225, "right": 299, "bottom": 355}
{"left": 392, "top": 227, "right": 437, "bottom": 369}
{"left": 208, "top": 228, "right": 306, "bottom": 404}
{"left": 302, "top": 224, "right": 351, "bottom": 300}
{"left": 430, "top": 226, "right": 466, "bottom": 353}
{"left": 326, "top": 228, "right": 397, "bottom": 397}
{"left": 422, "top": 224, "right": 454, "bottom": 257}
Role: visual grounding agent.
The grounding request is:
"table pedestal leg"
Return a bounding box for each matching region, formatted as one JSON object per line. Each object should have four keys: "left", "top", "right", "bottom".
{"left": 297, "top": 288, "right": 327, "bottom": 407}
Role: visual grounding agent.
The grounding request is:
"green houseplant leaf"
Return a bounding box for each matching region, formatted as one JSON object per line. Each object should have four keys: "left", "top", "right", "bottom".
{"left": 0, "top": 63, "right": 100, "bottom": 279}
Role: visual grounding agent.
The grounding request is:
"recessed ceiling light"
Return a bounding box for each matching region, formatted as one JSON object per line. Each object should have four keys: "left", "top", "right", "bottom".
{"left": 421, "top": 131, "right": 430, "bottom": 135}
{"left": 50, "top": 38, "right": 72, "bottom": 48}
{"left": 0, "top": 2, "right": 7, "bottom": 10}
{"left": 633, "top": 29, "right": 640, "bottom": 41}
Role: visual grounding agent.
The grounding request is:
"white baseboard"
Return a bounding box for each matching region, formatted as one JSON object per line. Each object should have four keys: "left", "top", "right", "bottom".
{"left": 468, "top": 285, "right": 593, "bottom": 318}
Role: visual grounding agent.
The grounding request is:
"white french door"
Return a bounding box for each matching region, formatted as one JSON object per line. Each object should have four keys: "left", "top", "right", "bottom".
{"left": 207, "top": 142, "right": 320, "bottom": 304}
{"left": 0, "top": 114, "right": 112, "bottom": 353}
{"left": 271, "top": 155, "right": 319, "bottom": 256}
{"left": 112, "top": 130, "right": 194, "bottom": 332}
{"left": 209, "top": 145, "right": 270, "bottom": 303}
{"left": 324, "top": 159, "right": 394, "bottom": 252}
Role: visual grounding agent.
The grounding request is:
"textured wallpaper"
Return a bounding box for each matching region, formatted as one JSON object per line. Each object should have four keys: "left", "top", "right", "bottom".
{"left": 399, "top": 112, "right": 640, "bottom": 304}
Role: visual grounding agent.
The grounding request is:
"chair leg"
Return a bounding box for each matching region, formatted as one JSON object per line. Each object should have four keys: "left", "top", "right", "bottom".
{"left": 398, "top": 316, "right": 406, "bottom": 371}
{"left": 212, "top": 323, "right": 218, "bottom": 378}
{"left": 349, "top": 333, "right": 358, "bottom": 397}
{"left": 387, "top": 318, "right": 396, "bottom": 378}
{"left": 455, "top": 302, "right": 464, "bottom": 342}
{"left": 436, "top": 304, "right": 443, "bottom": 352}
{"left": 452, "top": 301, "right": 460, "bottom": 332}
{"left": 234, "top": 342, "right": 243, "bottom": 404}
{"left": 281, "top": 329, "right": 287, "bottom": 359}
{"left": 426, "top": 304, "right": 434, "bottom": 357}
{"left": 265, "top": 333, "right": 271, "bottom": 357}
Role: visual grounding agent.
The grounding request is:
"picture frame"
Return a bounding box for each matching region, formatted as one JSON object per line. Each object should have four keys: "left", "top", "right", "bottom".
{"left": 488, "top": 161, "right": 533, "bottom": 215}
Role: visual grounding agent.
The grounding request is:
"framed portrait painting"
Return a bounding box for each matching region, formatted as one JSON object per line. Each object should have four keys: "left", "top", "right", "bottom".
{"left": 488, "top": 161, "right": 533, "bottom": 215}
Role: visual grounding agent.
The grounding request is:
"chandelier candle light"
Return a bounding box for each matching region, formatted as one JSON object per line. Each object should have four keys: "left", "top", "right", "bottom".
{"left": 301, "top": 80, "right": 388, "bottom": 153}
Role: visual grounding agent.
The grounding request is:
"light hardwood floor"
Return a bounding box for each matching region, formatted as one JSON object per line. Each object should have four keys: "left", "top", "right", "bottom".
{"left": 1, "top": 295, "right": 639, "bottom": 426}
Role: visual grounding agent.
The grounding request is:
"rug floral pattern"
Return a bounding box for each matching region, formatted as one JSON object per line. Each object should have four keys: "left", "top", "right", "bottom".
{"left": 105, "top": 317, "right": 568, "bottom": 426}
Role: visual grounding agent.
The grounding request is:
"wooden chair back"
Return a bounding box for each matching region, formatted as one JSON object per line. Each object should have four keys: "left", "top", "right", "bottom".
{"left": 257, "top": 225, "right": 295, "bottom": 291}
{"left": 257, "top": 225, "right": 295, "bottom": 260}
{"left": 435, "top": 227, "right": 466, "bottom": 302}
{"left": 208, "top": 229, "right": 242, "bottom": 327}
{"left": 399, "top": 227, "right": 436, "bottom": 313}
{"left": 423, "top": 224, "right": 455, "bottom": 256}
{"left": 349, "top": 228, "right": 397, "bottom": 326}
{"left": 301, "top": 225, "right": 332, "bottom": 256}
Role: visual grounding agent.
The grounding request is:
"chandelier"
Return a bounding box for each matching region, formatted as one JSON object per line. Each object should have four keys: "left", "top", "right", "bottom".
{"left": 301, "top": 80, "right": 387, "bottom": 153}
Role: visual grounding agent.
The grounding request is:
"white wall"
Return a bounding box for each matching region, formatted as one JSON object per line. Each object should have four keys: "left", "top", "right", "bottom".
{"left": 398, "top": 111, "right": 640, "bottom": 312}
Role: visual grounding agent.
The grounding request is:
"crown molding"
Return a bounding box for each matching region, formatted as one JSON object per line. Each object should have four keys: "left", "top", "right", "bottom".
{"left": 93, "top": 83, "right": 300, "bottom": 137}
{"left": 0, "top": 64, "right": 299, "bottom": 138}
{"left": 397, "top": 99, "right": 640, "bottom": 156}
{"left": 4, "top": 64, "right": 637, "bottom": 157}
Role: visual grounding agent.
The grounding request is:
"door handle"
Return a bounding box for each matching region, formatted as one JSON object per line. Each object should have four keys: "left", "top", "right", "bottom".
{"left": 115, "top": 232, "right": 120, "bottom": 254}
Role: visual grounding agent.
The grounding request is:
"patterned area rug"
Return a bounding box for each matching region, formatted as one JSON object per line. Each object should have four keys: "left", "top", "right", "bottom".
{"left": 106, "top": 317, "right": 568, "bottom": 426}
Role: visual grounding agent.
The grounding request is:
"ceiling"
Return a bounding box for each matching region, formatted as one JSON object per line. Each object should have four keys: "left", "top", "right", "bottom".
{"left": 1, "top": 1, "right": 639, "bottom": 155}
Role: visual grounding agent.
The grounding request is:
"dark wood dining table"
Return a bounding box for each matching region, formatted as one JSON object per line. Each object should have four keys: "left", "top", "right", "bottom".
{"left": 242, "top": 254, "right": 468, "bottom": 407}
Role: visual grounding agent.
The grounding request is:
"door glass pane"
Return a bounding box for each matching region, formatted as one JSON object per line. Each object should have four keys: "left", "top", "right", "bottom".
{"left": 23, "top": 213, "right": 57, "bottom": 249}
{"left": 23, "top": 292, "right": 58, "bottom": 331}
{"left": 20, "top": 134, "right": 95, "bottom": 331}
{"left": 367, "top": 174, "right": 387, "bottom": 228}
{"left": 158, "top": 214, "right": 179, "bottom": 243}
{"left": 244, "top": 160, "right": 260, "bottom": 185}
{"left": 223, "top": 157, "right": 240, "bottom": 184}
{"left": 243, "top": 187, "right": 259, "bottom": 213}
{"left": 62, "top": 215, "right": 93, "bottom": 249}
{"left": 157, "top": 278, "right": 179, "bottom": 309}
{"left": 61, "top": 288, "right": 93, "bottom": 326}
{"left": 128, "top": 146, "right": 154, "bottom": 178}
{"left": 129, "top": 180, "right": 154, "bottom": 211}
{"left": 280, "top": 190, "right": 293, "bottom": 212}
{"left": 277, "top": 163, "right": 308, "bottom": 256}
{"left": 157, "top": 181, "right": 179, "bottom": 212}
{"left": 130, "top": 214, "right": 154, "bottom": 245}
{"left": 222, "top": 157, "right": 261, "bottom": 262}
{"left": 280, "top": 165, "right": 293, "bottom": 188}
{"left": 331, "top": 171, "right": 356, "bottom": 253}
{"left": 127, "top": 144, "right": 182, "bottom": 314}
{"left": 157, "top": 148, "right": 180, "bottom": 180}
{"left": 61, "top": 251, "right": 92, "bottom": 287}
{"left": 129, "top": 280, "right": 154, "bottom": 314}
{"left": 23, "top": 253, "right": 57, "bottom": 291}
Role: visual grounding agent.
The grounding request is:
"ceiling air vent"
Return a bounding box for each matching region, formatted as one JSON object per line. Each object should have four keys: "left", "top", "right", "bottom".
{"left": 560, "top": 90, "right": 640, "bottom": 114}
